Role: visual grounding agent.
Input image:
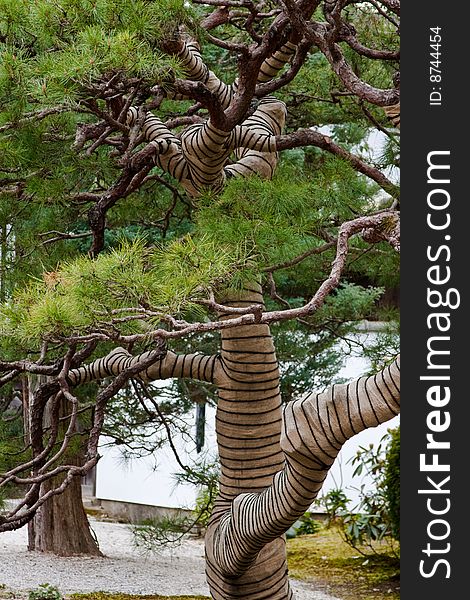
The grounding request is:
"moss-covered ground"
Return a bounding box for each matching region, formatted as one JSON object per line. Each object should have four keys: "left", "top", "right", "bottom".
{"left": 286, "top": 525, "right": 400, "bottom": 600}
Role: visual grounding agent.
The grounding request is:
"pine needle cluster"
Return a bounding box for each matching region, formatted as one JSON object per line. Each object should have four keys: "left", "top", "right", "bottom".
{"left": 0, "top": 236, "right": 251, "bottom": 347}
{"left": 1, "top": 0, "right": 194, "bottom": 106}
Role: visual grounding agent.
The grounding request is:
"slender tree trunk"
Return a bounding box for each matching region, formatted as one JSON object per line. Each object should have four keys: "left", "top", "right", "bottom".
{"left": 27, "top": 378, "right": 101, "bottom": 556}
{"left": 206, "top": 283, "right": 293, "bottom": 599}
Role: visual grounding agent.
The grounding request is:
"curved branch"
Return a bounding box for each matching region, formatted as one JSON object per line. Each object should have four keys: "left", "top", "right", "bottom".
{"left": 306, "top": 22, "right": 399, "bottom": 107}
{"left": 276, "top": 129, "right": 399, "bottom": 197}
{"left": 172, "top": 80, "right": 229, "bottom": 130}
{"left": 0, "top": 457, "right": 98, "bottom": 531}
{"left": 376, "top": 0, "right": 400, "bottom": 16}
{"left": 340, "top": 34, "right": 399, "bottom": 60}
{"left": 0, "top": 343, "right": 167, "bottom": 531}
{"left": 254, "top": 39, "right": 313, "bottom": 96}
{"left": 366, "top": 0, "right": 400, "bottom": 26}
{"left": 0, "top": 370, "right": 21, "bottom": 387}
{"left": 201, "top": 6, "right": 231, "bottom": 30}
{"left": 44, "top": 211, "right": 399, "bottom": 348}
{"left": 39, "top": 230, "right": 92, "bottom": 246}
{"left": 0, "top": 359, "right": 60, "bottom": 376}
{"left": 206, "top": 356, "right": 400, "bottom": 576}
{"left": 205, "top": 32, "right": 250, "bottom": 54}
{"left": 87, "top": 162, "right": 154, "bottom": 256}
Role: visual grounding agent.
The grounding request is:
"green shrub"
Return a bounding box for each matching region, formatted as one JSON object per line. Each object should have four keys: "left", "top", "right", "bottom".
{"left": 28, "top": 583, "right": 62, "bottom": 600}
{"left": 314, "top": 427, "right": 400, "bottom": 551}
{"left": 317, "top": 488, "right": 350, "bottom": 526}
{"left": 286, "top": 512, "right": 322, "bottom": 538}
{"left": 295, "top": 512, "right": 322, "bottom": 536}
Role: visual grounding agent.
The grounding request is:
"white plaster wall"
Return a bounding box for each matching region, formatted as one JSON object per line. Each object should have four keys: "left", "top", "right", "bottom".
{"left": 95, "top": 420, "right": 206, "bottom": 509}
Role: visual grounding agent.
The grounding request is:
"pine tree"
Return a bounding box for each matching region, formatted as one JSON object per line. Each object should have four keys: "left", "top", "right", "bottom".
{"left": 1, "top": 1, "right": 400, "bottom": 596}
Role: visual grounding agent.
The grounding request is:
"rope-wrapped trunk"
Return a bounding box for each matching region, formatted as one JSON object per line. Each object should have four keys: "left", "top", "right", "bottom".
{"left": 126, "top": 96, "right": 286, "bottom": 197}
{"left": 205, "top": 285, "right": 400, "bottom": 599}
{"left": 68, "top": 348, "right": 218, "bottom": 385}
{"left": 206, "top": 283, "right": 294, "bottom": 599}
{"left": 384, "top": 103, "right": 400, "bottom": 128}
{"left": 125, "top": 34, "right": 294, "bottom": 198}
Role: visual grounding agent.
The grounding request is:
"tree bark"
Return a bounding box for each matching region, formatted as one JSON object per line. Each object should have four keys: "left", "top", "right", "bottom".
{"left": 27, "top": 378, "right": 101, "bottom": 556}
{"left": 28, "top": 452, "right": 101, "bottom": 556}
{"left": 206, "top": 283, "right": 294, "bottom": 599}
{"left": 204, "top": 283, "right": 400, "bottom": 599}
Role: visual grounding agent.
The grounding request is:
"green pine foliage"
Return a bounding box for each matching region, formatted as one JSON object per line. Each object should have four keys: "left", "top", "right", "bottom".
{"left": 0, "top": 156, "right": 392, "bottom": 351}
{"left": 197, "top": 157, "right": 377, "bottom": 266}
{"left": 0, "top": 235, "right": 251, "bottom": 347}
{"left": 0, "top": 0, "right": 194, "bottom": 105}
{"left": 0, "top": 1, "right": 197, "bottom": 263}
{"left": 306, "top": 283, "right": 384, "bottom": 329}
{"left": 1, "top": 1, "right": 399, "bottom": 363}
{"left": 0, "top": 150, "right": 397, "bottom": 351}
{"left": 0, "top": 109, "right": 397, "bottom": 351}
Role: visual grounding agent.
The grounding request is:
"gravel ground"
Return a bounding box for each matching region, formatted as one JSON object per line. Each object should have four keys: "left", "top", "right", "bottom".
{"left": 0, "top": 518, "right": 340, "bottom": 600}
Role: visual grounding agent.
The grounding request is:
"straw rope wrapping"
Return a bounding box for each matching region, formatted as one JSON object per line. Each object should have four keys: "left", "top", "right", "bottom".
{"left": 126, "top": 36, "right": 298, "bottom": 197}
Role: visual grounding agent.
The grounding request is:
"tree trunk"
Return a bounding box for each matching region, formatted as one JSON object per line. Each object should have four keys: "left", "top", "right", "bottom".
{"left": 28, "top": 454, "right": 101, "bottom": 556}
{"left": 205, "top": 283, "right": 400, "bottom": 599}
{"left": 206, "top": 283, "right": 293, "bottom": 599}
{"left": 27, "top": 378, "right": 101, "bottom": 556}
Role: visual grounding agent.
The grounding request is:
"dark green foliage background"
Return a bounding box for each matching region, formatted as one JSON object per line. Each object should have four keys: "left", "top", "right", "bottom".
{"left": 384, "top": 426, "right": 400, "bottom": 539}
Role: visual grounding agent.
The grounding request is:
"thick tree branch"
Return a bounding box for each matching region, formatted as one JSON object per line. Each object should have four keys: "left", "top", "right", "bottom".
{"left": 340, "top": 33, "right": 399, "bottom": 60}
{"left": 376, "top": 0, "right": 400, "bottom": 15}
{"left": 207, "top": 355, "right": 400, "bottom": 576}
{"left": 68, "top": 347, "right": 221, "bottom": 386}
{"left": 311, "top": 24, "right": 399, "bottom": 105}
{"left": 0, "top": 359, "right": 61, "bottom": 376}
{"left": 255, "top": 38, "right": 313, "bottom": 96}
{"left": 87, "top": 162, "right": 153, "bottom": 257}
{"left": 201, "top": 6, "right": 231, "bottom": 30}
{"left": 172, "top": 80, "right": 229, "bottom": 130}
{"left": 223, "top": 6, "right": 297, "bottom": 126}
